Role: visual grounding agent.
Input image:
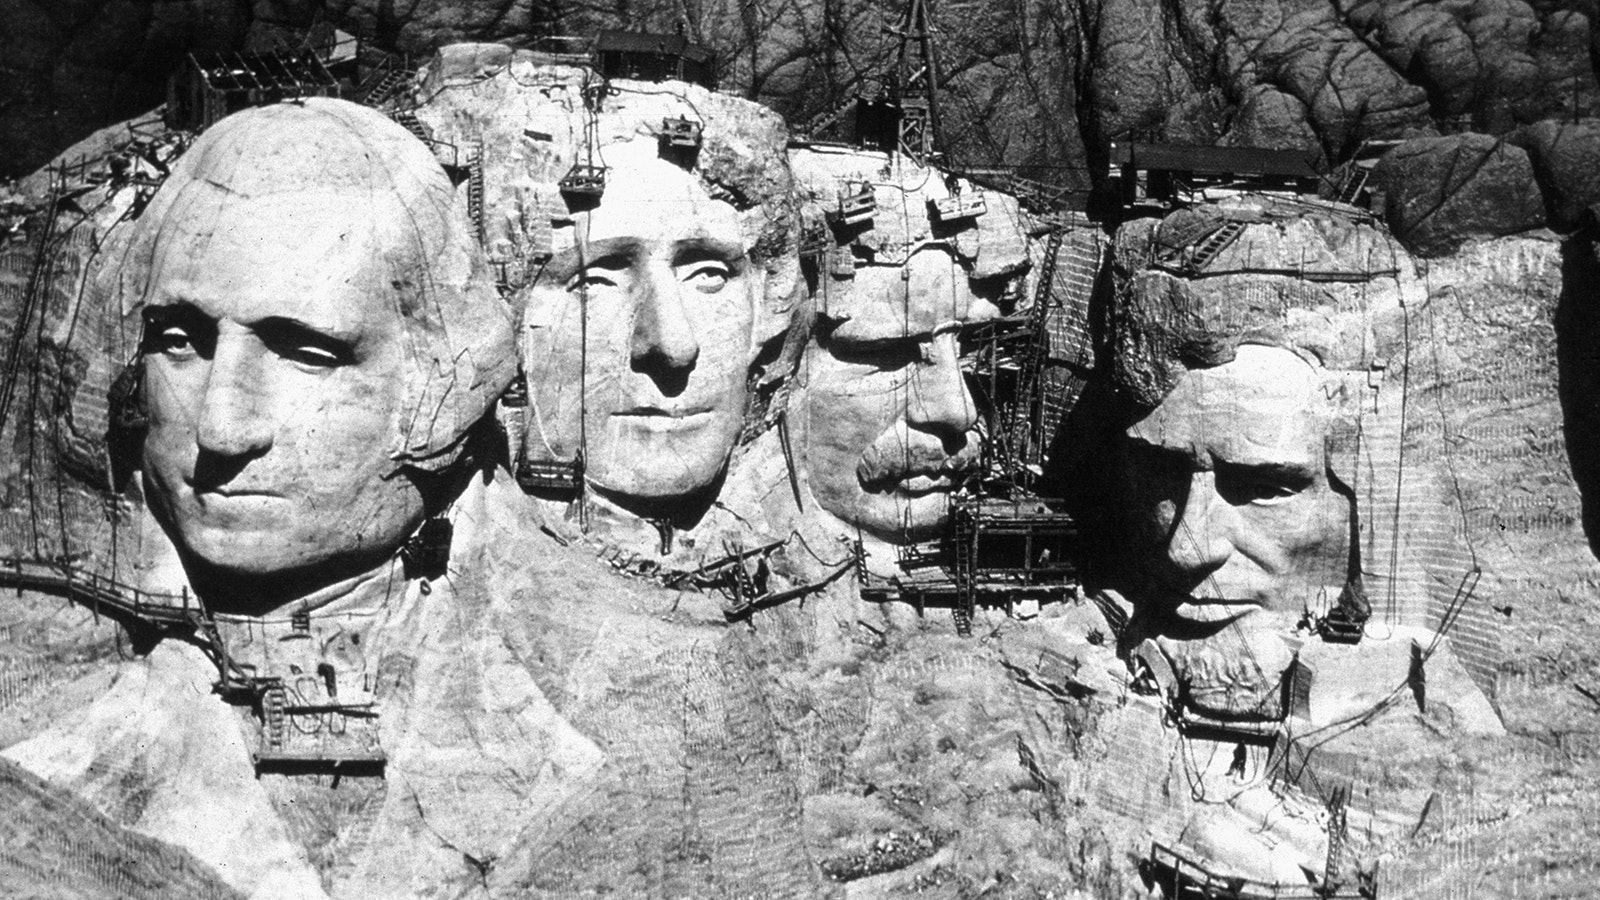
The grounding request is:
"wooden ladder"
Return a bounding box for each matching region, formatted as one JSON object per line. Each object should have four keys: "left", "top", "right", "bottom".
{"left": 263, "top": 684, "right": 287, "bottom": 750}
{"left": 1185, "top": 220, "right": 1245, "bottom": 274}
{"left": 1338, "top": 167, "right": 1370, "bottom": 205}
{"left": 466, "top": 146, "right": 486, "bottom": 243}
{"left": 951, "top": 510, "right": 976, "bottom": 636}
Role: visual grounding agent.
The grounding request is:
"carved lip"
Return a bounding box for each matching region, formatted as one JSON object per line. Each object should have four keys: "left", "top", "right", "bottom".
{"left": 188, "top": 482, "right": 284, "bottom": 500}
{"left": 1163, "top": 597, "right": 1262, "bottom": 634}
{"left": 893, "top": 471, "right": 966, "bottom": 495}
{"left": 859, "top": 457, "right": 977, "bottom": 493}
{"left": 613, "top": 406, "right": 712, "bottom": 419}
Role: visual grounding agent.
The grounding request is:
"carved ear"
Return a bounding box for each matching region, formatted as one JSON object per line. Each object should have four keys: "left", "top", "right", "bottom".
{"left": 105, "top": 357, "right": 147, "bottom": 494}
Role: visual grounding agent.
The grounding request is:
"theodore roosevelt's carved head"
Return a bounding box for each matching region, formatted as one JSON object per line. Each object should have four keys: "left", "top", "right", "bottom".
{"left": 789, "top": 149, "right": 1029, "bottom": 543}
{"left": 803, "top": 246, "right": 997, "bottom": 542}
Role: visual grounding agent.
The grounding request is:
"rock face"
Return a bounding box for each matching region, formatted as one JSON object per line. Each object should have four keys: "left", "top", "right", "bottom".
{"left": 1373, "top": 133, "right": 1548, "bottom": 256}
{"left": 0, "top": 755, "right": 242, "bottom": 900}
{"left": 0, "top": 0, "right": 249, "bottom": 178}
{"left": 0, "top": 44, "right": 1598, "bottom": 900}
{"left": 1510, "top": 119, "right": 1600, "bottom": 230}
{"left": 7, "top": 0, "right": 1599, "bottom": 218}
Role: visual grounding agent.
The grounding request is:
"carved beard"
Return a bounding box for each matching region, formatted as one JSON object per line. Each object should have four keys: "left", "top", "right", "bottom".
{"left": 1156, "top": 621, "right": 1298, "bottom": 722}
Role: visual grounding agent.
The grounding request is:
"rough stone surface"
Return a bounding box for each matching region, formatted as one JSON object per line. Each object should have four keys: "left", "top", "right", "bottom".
{"left": 1509, "top": 117, "right": 1600, "bottom": 230}
{"left": 0, "top": 755, "right": 242, "bottom": 899}
{"left": 0, "top": 47, "right": 1598, "bottom": 900}
{"left": 6, "top": 0, "right": 1600, "bottom": 242}
{"left": 1373, "top": 133, "right": 1548, "bottom": 256}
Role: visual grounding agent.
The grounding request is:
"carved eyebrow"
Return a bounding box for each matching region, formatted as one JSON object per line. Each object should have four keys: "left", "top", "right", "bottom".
{"left": 825, "top": 312, "right": 967, "bottom": 346}
{"left": 252, "top": 316, "right": 359, "bottom": 364}
{"left": 671, "top": 236, "right": 746, "bottom": 265}
{"left": 142, "top": 300, "right": 210, "bottom": 330}
{"left": 1215, "top": 458, "right": 1317, "bottom": 483}
{"left": 541, "top": 239, "right": 641, "bottom": 282}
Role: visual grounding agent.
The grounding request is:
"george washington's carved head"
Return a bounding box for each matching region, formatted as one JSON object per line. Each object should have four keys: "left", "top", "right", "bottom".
{"left": 118, "top": 99, "right": 514, "bottom": 611}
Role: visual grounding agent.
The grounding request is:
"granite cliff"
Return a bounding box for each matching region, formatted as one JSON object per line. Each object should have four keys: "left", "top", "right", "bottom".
{"left": 0, "top": 30, "right": 1597, "bottom": 900}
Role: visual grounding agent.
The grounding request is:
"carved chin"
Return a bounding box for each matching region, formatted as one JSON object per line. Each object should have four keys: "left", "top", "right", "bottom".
{"left": 1156, "top": 630, "right": 1297, "bottom": 721}
{"left": 152, "top": 483, "right": 425, "bottom": 587}
{"left": 584, "top": 409, "right": 740, "bottom": 502}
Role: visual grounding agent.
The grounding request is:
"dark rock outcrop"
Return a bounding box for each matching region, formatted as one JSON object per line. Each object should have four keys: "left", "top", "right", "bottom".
{"left": 5, "top": 0, "right": 1598, "bottom": 231}
{"left": 1373, "top": 133, "right": 1547, "bottom": 256}
{"left": 0, "top": 0, "right": 250, "bottom": 178}
{"left": 1510, "top": 118, "right": 1600, "bottom": 231}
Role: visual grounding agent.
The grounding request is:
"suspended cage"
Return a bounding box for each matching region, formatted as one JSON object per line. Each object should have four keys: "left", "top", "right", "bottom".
{"left": 930, "top": 191, "right": 986, "bottom": 224}
{"left": 500, "top": 369, "right": 529, "bottom": 408}
{"left": 402, "top": 516, "right": 453, "bottom": 581}
{"left": 1319, "top": 582, "right": 1370, "bottom": 645}
{"left": 798, "top": 221, "right": 832, "bottom": 260}
{"left": 659, "top": 116, "right": 703, "bottom": 149}
{"left": 829, "top": 182, "right": 876, "bottom": 227}
{"left": 559, "top": 164, "right": 607, "bottom": 199}
{"left": 516, "top": 453, "right": 585, "bottom": 497}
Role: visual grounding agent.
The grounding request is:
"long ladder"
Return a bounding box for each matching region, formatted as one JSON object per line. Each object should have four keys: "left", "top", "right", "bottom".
{"left": 390, "top": 110, "right": 430, "bottom": 143}
{"left": 360, "top": 57, "right": 411, "bottom": 107}
{"left": 951, "top": 508, "right": 976, "bottom": 636}
{"left": 466, "top": 145, "right": 486, "bottom": 244}
{"left": 801, "top": 94, "right": 862, "bottom": 141}
{"left": 1323, "top": 785, "right": 1350, "bottom": 891}
{"left": 1003, "top": 230, "right": 1062, "bottom": 472}
{"left": 0, "top": 182, "right": 63, "bottom": 441}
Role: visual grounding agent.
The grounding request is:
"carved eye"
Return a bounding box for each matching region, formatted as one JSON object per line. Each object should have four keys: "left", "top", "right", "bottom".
{"left": 275, "top": 343, "right": 345, "bottom": 369}
{"left": 141, "top": 306, "right": 213, "bottom": 361}
{"left": 680, "top": 261, "right": 730, "bottom": 293}
{"left": 256, "top": 320, "right": 354, "bottom": 372}
{"left": 1215, "top": 466, "right": 1308, "bottom": 506}
{"left": 568, "top": 271, "right": 619, "bottom": 292}
{"left": 151, "top": 324, "right": 198, "bottom": 359}
{"left": 567, "top": 253, "right": 629, "bottom": 294}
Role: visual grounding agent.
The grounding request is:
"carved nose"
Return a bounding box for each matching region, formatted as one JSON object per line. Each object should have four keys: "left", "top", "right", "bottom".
{"left": 195, "top": 338, "right": 274, "bottom": 459}
{"left": 1166, "top": 470, "right": 1235, "bottom": 575}
{"left": 905, "top": 333, "right": 975, "bottom": 435}
{"left": 630, "top": 264, "right": 699, "bottom": 374}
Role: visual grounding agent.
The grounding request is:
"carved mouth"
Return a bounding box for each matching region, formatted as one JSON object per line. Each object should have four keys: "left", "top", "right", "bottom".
{"left": 612, "top": 407, "right": 713, "bottom": 433}
{"left": 186, "top": 479, "right": 283, "bottom": 500}
{"left": 614, "top": 406, "right": 711, "bottom": 419}
{"left": 892, "top": 471, "right": 968, "bottom": 495}
{"left": 858, "top": 452, "right": 977, "bottom": 493}
{"left": 1160, "top": 596, "right": 1263, "bottom": 636}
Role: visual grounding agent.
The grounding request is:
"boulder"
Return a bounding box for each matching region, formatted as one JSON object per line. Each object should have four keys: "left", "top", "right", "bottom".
{"left": 1510, "top": 118, "right": 1600, "bottom": 231}
{"left": 1373, "top": 133, "right": 1547, "bottom": 256}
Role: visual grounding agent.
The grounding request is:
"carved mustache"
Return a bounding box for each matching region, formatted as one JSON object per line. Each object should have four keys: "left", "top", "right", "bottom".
{"left": 856, "top": 430, "right": 981, "bottom": 491}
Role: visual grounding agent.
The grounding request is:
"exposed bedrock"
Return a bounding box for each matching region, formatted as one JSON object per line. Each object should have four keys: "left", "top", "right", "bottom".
{"left": 5, "top": 0, "right": 1598, "bottom": 237}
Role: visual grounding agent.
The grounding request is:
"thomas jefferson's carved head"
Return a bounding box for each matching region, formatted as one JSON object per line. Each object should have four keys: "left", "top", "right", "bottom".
{"left": 118, "top": 99, "right": 514, "bottom": 612}
{"left": 524, "top": 143, "right": 770, "bottom": 509}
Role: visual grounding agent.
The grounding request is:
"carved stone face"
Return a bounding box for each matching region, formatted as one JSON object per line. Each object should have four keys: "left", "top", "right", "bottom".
{"left": 1120, "top": 345, "right": 1350, "bottom": 633}
{"left": 141, "top": 192, "right": 427, "bottom": 596}
{"left": 522, "top": 147, "right": 758, "bottom": 506}
{"left": 804, "top": 248, "right": 996, "bottom": 542}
